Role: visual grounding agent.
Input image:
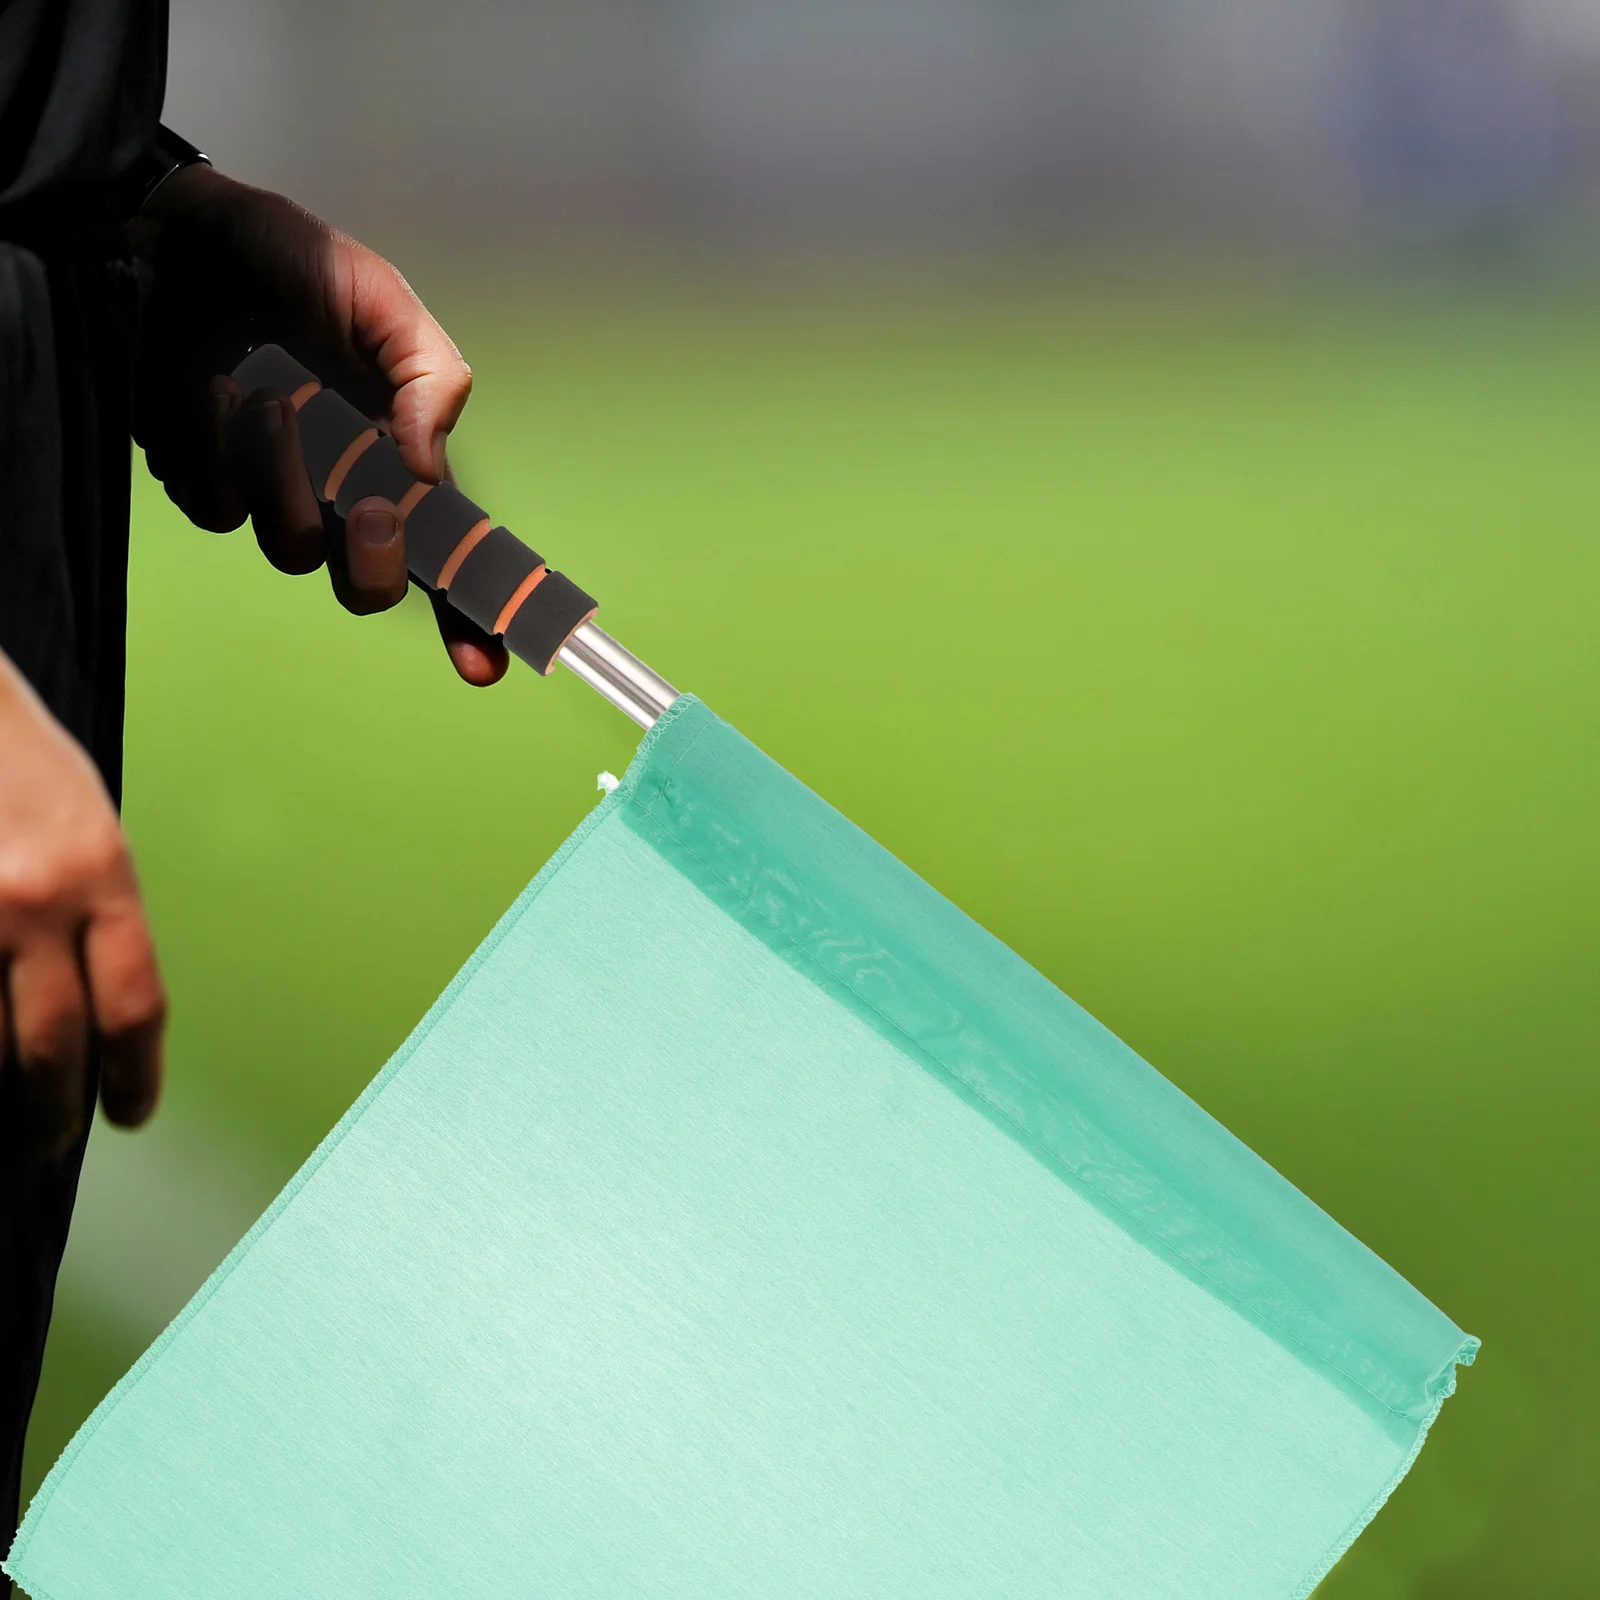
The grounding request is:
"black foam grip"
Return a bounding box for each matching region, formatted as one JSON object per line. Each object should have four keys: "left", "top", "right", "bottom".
{"left": 403, "top": 481, "right": 490, "bottom": 588}
{"left": 233, "top": 345, "right": 317, "bottom": 399}
{"left": 333, "top": 433, "right": 416, "bottom": 519}
{"left": 446, "top": 526, "right": 545, "bottom": 635}
{"left": 296, "top": 388, "right": 373, "bottom": 499}
{"left": 503, "top": 571, "right": 597, "bottom": 675}
{"left": 224, "top": 346, "right": 599, "bottom": 668}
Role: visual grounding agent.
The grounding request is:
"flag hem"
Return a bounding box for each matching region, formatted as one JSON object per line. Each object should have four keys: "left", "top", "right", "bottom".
{"left": 616, "top": 698, "right": 1477, "bottom": 1432}
{"left": 1288, "top": 1337, "right": 1479, "bottom": 1600}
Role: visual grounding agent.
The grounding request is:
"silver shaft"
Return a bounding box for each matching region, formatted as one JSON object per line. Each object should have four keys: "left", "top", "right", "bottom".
{"left": 557, "top": 621, "right": 680, "bottom": 730}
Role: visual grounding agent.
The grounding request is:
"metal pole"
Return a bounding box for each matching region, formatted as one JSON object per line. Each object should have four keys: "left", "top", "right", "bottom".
{"left": 557, "top": 621, "right": 680, "bottom": 730}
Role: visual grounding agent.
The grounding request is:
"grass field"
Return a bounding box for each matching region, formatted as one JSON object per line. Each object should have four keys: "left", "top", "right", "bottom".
{"left": 21, "top": 289, "right": 1599, "bottom": 1596}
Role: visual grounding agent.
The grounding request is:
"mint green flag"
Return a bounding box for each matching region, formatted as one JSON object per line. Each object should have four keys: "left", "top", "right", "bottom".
{"left": 8, "top": 697, "right": 1475, "bottom": 1600}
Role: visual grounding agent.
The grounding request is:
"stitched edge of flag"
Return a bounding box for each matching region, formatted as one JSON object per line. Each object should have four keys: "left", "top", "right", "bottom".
{"left": 1288, "top": 1335, "right": 1480, "bottom": 1600}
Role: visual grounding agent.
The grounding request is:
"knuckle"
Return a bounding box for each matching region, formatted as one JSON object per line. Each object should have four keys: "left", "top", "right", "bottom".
{"left": 0, "top": 857, "right": 60, "bottom": 917}
{"left": 78, "top": 820, "right": 131, "bottom": 882}
{"left": 101, "top": 976, "right": 168, "bottom": 1037}
{"left": 18, "top": 1006, "right": 87, "bottom": 1071}
{"left": 0, "top": 825, "right": 123, "bottom": 914}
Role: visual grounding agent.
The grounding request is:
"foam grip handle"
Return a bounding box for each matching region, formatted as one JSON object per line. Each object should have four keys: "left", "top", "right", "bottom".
{"left": 228, "top": 344, "right": 597, "bottom": 674}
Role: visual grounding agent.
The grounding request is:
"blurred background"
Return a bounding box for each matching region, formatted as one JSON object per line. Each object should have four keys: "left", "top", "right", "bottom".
{"left": 19, "top": 1, "right": 1600, "bottom": 1596}
{"left": 165, "top": 0, "right": 1600, "bottom": 279}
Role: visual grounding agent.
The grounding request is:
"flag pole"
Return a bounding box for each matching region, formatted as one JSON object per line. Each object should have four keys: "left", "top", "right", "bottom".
{"left": 557, "top": 622, "right": 679, "bottom": 730}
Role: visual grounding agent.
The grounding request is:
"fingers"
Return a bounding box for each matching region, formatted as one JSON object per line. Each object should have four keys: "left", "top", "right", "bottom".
{"left": 330, "top": 497, "right": 408, "bottom": 616}
{"left": 1, "top": 909, "right": 166, "bottom": 1155}
{"left": 231, "top": 390, "right": 326, "bottom": 575}
{"left": 83, "top": 903, "right": 166, "bottom": 1129}
{"left": 230, "top": 397, "right": 410, "bottom": 619}
{"left": 348, "top": 249, "right": 472, "bottom": 482}
{"left": 428, "top": 586, "right": 509, "bottom": 687}
{"left": 187, "top": 377, "right": 248, "bottom": 533}
{"left": 5, "top": 938, "right": 90, "bottom": 1158}
{"left": 141, "top": 373, "right": 250, "bottom": 535}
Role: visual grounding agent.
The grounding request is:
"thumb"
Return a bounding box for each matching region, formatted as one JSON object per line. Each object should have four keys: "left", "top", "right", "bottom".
{"left": 347, "top": 246, "right": 473, "bottom": 483}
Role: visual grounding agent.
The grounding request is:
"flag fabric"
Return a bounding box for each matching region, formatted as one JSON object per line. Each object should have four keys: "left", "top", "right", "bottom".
{"left": 7, "top": 695, "right": 1475, "bottom": 1600}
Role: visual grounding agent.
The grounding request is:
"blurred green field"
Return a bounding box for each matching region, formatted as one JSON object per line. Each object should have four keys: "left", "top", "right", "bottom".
{"left": 21, "top": 291, "right": 1599, "bottom": 1597}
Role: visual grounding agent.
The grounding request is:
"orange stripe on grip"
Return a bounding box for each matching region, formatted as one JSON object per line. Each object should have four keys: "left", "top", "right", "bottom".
{"left": 395, "top": 480, "right": 431, "bottom": 522}
{"left": 321, "top": 427, "right": 379, "bottom": 502}
{"left": 289, "top": 381, "right": 321, "bottom": 410}
{"left": 435, "top": 519, "right": 492, "bottom": 590}
{"left": 492, "top": 565, "right": 548, "bottom": 636}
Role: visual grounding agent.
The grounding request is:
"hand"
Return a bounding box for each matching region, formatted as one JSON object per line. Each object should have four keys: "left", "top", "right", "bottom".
{"left": 131, "top": 165, "right": 506, "bottom": 686}
{"left": 0, "top": 654, "right": 165, "bottom": 1157}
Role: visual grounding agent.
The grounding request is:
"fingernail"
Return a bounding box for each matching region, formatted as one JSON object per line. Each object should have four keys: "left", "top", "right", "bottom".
{"left": 430, "top": 429, "right": 448, "bottom": 481}
{"left": 211, "top": 383, "right": 233, "bottom": 420}
{"left": 352, "top": 505, "right": 398, "bottom": 549}
{"left": 260, "top": 398, "right": 284, "bottom": 438}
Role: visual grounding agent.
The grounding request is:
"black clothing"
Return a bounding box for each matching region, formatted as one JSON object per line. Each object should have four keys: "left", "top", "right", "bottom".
{"left": 0, "top": 0, "right": 168, "bottom": 1574}
{"left": 0, "top": 0, "right": 168, "bottom": 247}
